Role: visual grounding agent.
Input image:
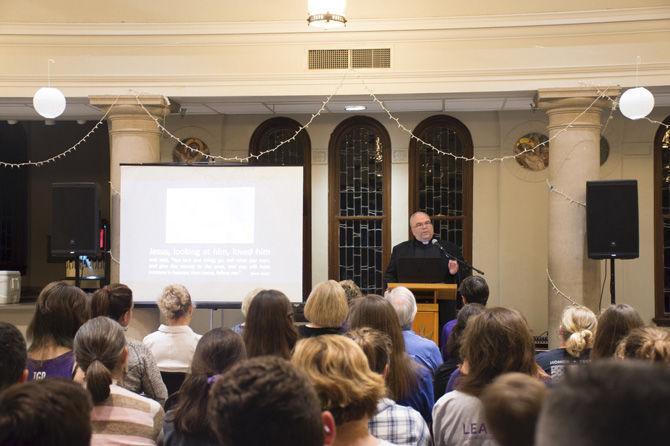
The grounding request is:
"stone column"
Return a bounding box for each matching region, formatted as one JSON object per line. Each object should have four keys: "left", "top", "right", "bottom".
{"left": 536, "top": 88, "right": 618, "bottom": 348}
{"left": 89, "top": 95, "right": 171, "bottom": 283}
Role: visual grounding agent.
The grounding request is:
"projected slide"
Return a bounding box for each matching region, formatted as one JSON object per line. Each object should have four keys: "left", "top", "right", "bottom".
{"left": 120, "top": 165, "right": 303, "bottom": 304}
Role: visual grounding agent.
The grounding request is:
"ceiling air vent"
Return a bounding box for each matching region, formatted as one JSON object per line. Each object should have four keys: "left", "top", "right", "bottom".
{"left": 308, "top": 48, "right": 391, "bottom": 70}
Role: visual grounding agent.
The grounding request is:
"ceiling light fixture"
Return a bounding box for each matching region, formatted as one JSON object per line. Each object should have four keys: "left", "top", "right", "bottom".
{"left": 6, "top": 119, "right": 18, "bottom": 125}
{"left": 307, "top": 0, "right": 347, "bottom": 29}
{"left": 345, "top": 105, "right": 366, "bottom": 111}
{"left": 33, "top": 59, "right": 66, "bottom": 119}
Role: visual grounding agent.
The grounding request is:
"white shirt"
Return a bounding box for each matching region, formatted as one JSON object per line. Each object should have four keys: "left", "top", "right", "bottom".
{"left": 142, "top": 325, "right": 202, "bottom": 373}
{"left": 432, "top": 390, "right": 499, "bottom": 446}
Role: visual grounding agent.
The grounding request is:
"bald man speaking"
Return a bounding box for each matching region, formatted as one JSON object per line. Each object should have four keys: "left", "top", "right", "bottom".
{"left": 384, "top": 211, "right": 464, "bottom": 287}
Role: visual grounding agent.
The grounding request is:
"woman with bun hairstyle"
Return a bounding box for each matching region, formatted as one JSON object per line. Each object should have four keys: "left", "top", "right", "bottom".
{"left": 143, "top": 284, "right": 202, "bottom": 374}
{"left": 75, "top": 316, "right": 164, "bottom": 445}
{"left": 536, "top": 305, "right": 597, "bottom": 380}
{"left": 26, "top": 281, "right": 89, "bottom": 380}
{"left": 90, "top": 284, "right": 167, "bottom": 405}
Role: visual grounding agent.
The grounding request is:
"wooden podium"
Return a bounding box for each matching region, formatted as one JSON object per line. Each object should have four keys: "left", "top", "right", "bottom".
{"left": 388, "top": 283, "right": 457, "bottom": 345}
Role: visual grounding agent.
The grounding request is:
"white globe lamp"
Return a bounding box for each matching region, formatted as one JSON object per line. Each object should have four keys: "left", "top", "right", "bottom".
{"left": 33, "top": 87, "right": 66, "bottom": 119}
{"left": 619, "top": 87, "right": 655, "bottom": 120}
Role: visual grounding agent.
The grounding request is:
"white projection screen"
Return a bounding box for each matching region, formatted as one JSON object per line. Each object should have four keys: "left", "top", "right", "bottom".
{"left": 120, "top": 165, "right": 303, "bottom": 304}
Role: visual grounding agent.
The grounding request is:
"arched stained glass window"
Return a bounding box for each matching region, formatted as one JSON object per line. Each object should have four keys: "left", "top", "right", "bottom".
{"left": 328, "top": 116, "right": 391, "bottom": 295}
{"left": 654, "top": 115, "right": 670, "bottom": 326}
{"left": 409, "top": 115, "right": 473, "bottom": 262}
{"left": 249, "top": 117, "right": 311, "bottom": 298}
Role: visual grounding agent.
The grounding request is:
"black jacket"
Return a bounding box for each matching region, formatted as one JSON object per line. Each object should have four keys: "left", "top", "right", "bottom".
{"left": 384, "top": 238, "right": 466, "bottom": 287}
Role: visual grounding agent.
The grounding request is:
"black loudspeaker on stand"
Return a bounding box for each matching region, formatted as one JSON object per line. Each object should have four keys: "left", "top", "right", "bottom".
{"left": 50, "top": 183, "right": 100, "bottom": 287}
{"left": 586, "top": 180, "right": 639, "bottom": 304}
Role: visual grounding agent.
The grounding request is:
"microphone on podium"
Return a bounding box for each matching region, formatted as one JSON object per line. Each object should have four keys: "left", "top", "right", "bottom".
{"left": 431, "top": 238, "right": 485, "bottom": 275}
{"left": 431, "top": 238, "right": 453, "bottom": 260}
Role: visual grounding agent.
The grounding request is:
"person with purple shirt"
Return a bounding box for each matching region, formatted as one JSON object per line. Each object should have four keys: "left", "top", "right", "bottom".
{"left": 25, "top": 281, "right": 89, "bottom": 381}
{"left": 440, "top": 275, "right": 489, "bottom": 361}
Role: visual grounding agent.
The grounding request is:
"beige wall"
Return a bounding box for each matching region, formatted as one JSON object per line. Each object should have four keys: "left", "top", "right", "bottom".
{"left": 149, "top": 107, "right": 668, "bottom": 337}
{"left": 3, "top": 112, "right": 669, "bottom": 339}
{"left": 1, "top": 3, "right": 668, "bottom": 98}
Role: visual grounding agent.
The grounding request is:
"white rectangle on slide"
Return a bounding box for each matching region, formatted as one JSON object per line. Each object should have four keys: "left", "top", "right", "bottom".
{"left": 165, "top": 188, "right": 254, "bottom": 244}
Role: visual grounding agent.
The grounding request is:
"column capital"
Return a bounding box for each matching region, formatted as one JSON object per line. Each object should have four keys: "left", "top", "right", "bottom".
{"left": 534, "top": 87, "right": 619, "bottom": 111}
{"left": 89, "top": 95, "right": 173, "bottom": 118}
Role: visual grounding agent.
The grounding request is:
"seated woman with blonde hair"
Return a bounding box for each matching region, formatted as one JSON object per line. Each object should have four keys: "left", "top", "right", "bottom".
{"left": 535, "top": 305, "right": 597, "bottom": 380}
{"left": 300, "top": 280, "right": 349, "bottom": 338}
{"left": 292, "top": 335, "right": 394, "bottom": 446}
{"left": 143, "top": 284, "right": 202, "bottom": 374}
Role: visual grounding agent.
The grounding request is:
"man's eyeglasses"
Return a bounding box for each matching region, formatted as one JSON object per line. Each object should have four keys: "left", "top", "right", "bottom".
{"left": 414, "top": 221, "right": 433, "bottom": 229}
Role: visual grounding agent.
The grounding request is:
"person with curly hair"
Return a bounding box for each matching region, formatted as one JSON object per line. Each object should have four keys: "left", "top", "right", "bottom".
{"left": 616, "top": 326, "right": 670, "bottom": 363}
{"left": 143, "top": 284, "right": 202, "bottom": 374}
{"left": 292, "top": 335, "right": 391, "bottom": 446}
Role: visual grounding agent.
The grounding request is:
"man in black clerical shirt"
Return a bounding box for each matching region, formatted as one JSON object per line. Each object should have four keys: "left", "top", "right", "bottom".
{"left": 384, "top": 211, "right": 463, "bottom": 287}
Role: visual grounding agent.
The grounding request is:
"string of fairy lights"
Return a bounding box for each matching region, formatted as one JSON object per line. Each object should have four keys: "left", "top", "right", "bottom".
{"left": 3, "top": 78, "right": 670, "bottom": 302}
{"left": 546, "top": 269, "right": 579, "bottom": 306}
{"left": 1, "top": 79, "right": 669, "bottom": 172}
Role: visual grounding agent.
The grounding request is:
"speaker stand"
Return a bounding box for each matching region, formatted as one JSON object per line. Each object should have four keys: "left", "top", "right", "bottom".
{"left": 610, "top": 257, "right": 616, "bottom": 305}
{"left": 74, "top": 254, "right": 82, "bottom": 289}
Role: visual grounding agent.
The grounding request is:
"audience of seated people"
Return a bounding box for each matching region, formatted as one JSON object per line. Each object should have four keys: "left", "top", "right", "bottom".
{"left": 91, "top": 283, "right": 168, "bottom": 405}
{"left": 243, "top": 288, "right": 298, "bottom": 359}
{"left": 4, "top": 277, "right": 670, "bottom": 446}
{"left": 591, "top": 303, "right": 644, "bottom": 359}
{"left": 433, "top": 303, "right": 485, "bottom": 398}
{"left": 535, "top": 305, "right": 596, "bottom": 380}
{"left": 230, "top": 287, "right": 262, "bottom": 336}
{"left": 386, "top": 286, "right": 443, "bottom": 374}
{"left": 300, "top": 280, "right": 349, "bottom": 338}
{"left": 480, "top": 372, "right": 548, "bottom": 446}
{"left": 25, "top": 281, "right": 90, "bottom": 381}
{"left": 75, "top": 316, "right": 165, "bottom": 445}
{"left": 347, "top": 327, "right": 432, "bottom": 446}
{"left": 432, "top": 307, "right": 547, "bottom": 446}
{"left": 0, "top": 321, "right": 28, "bottom": 391}
{"left": 292, "top": 335, "right": 392, "bottom": 446}
{"left": 209, "top": 356, "right": 336, "bottom": 446}
{"left": 163, "top": 327, "right": 246, "bottom": 445}
{"left": 440, "top": 275, "right": 489, "bottom": 361}
{"left": 348, "top": 294, "right": 435, "bottom": 424}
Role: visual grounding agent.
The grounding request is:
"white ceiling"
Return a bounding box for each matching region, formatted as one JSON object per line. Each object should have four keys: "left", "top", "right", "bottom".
{"left": 2, "top": 88, "right": 670, "bottom": 121}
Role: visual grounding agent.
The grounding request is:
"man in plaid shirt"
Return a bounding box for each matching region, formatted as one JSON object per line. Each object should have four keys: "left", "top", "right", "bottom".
{"left": 348, "top": 327, "right": 432, "bottom": 446}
